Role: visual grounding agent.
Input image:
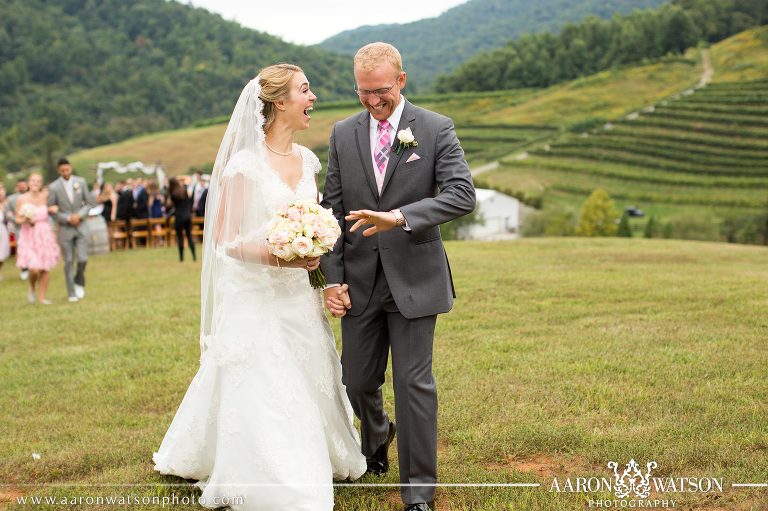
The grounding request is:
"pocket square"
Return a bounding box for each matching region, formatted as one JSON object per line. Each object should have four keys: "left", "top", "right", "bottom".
{"left": 406, "top": 153, "right": 421, "bottom": 163}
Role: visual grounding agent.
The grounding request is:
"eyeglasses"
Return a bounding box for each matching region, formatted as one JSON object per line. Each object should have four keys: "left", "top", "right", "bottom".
{"left": 354, "top": 83, "right": 396, "bottom": 98}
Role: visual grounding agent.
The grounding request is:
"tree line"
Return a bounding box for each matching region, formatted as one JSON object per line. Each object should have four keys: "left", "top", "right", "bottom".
{"left": 434, "top": 0, "right": 767, "bottom": 93}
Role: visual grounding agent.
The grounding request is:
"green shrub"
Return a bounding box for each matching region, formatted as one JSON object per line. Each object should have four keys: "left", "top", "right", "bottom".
{"left": 617, "top": 211, "right": 633, "bottom": 237}
{"left": 720, "top": 213, "right": 768, "bottom": 245}
{"left": 644, "top": 215, "right": 661, "bottom": 238}
{"left": 521, "top": 208, "right": 577, "bottom": 237}
{"left": 576, "top": 188, "right": 619, "bottom": 237}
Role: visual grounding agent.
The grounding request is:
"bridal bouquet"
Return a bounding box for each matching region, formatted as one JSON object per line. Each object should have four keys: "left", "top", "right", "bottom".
{"left": 20, "top": 203, "right": 37, "bottom": 222}
{"left": 266, "top": 200, "right": 341, "bottom": 288}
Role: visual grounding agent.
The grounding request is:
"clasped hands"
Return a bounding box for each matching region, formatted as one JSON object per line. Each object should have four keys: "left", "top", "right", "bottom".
{"left": 324, "top": 284, "right": 351, "bottom": 318}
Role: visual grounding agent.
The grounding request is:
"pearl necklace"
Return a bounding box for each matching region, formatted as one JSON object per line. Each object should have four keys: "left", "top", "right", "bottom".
{"left": 265, "top": 142, "right": 294, "bottom": 156}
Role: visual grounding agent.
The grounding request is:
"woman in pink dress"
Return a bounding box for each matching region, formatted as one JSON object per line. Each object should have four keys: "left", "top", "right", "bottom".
{"left": 15, "top": 173, "right": 60, "bottom": 304}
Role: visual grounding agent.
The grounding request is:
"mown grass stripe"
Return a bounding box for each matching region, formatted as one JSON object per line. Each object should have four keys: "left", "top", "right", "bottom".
{"left": 595, "top": 134, "right": 768, "bottom": 159}
{"left": 654, "top": 103, "right": 768, "bottom": 116}
{"left": 550, "top": 139, "right": 768, "bottom": 170}
{"left": 490, "top": 163, "right": 765, "bottom": 207}
{"left": 673, "top": 97, "right": 768, "bottom": 106}
{"left": 649, "top": 109, "right": 768, "bottom": 128}
{"left": 608, "top": 125, "right": 768, "bottom": 150}
{"left": 461, "top": 123, "right": 559, "bottom": 131}
{"left": 548, "top": 182, "right": 762, "bottom": 207}
{"left": 502, "top": 157, "right": 768, "bottom": 188}
{"left": 626, "top": 118, "right": 768, "bottom": 139}
{"left": 534, "top": 146, "right": 768, "bottom": 177}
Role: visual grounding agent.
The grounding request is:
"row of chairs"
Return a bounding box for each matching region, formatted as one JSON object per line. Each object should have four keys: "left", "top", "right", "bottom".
{"left": 108, "top": 217, "right": 204, "bottom": 250}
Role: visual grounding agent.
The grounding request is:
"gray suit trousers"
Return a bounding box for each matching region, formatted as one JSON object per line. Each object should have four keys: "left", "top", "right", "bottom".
{"left": 342, "top": 259, "right": 438, "bottom": 504}
{"left": 58, "top": 226, "right": 88, "bottom": 297}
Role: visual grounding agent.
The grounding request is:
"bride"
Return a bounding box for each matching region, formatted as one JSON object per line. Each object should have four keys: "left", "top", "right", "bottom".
{"left": 153, "top": 64, "right": 367, "bottom": 510}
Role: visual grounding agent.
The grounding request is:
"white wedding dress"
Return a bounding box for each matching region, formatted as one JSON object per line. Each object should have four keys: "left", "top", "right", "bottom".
{"left": 153, "top": 145, "right": 367, "bottom": 510}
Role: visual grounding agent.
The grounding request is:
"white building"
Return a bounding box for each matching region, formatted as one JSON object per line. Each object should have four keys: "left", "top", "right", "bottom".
{"left": 457, "top": 188, "right": 530, "bottom": 240}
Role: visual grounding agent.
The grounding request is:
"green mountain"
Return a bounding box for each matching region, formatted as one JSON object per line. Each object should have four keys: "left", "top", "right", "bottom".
{"left": 318, "top": 0, "right": 667, "bottom": 90}
{"left": 0, "top": 0, "right": 353, "bottom": 179}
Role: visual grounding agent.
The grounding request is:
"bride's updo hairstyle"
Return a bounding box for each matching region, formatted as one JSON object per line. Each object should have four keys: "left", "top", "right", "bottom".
{"left": 258, "top": 63, "right": 303, "bottom": 134}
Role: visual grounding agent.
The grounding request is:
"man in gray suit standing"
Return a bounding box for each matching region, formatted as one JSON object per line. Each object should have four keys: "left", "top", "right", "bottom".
{"left": 48, "top": 158, "right": 96, "bottom": 302}
{"left": 321, "top": 43, "right": 476, "bottom": 511}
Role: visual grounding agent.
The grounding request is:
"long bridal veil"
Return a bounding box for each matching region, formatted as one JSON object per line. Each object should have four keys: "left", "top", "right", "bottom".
{"left": 199, "top": 75, "right": 274, "bottom": 360}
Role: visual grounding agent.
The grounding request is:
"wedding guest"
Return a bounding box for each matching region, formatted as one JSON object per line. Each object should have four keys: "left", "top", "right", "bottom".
{"left": 189, "top": 171, "right": 208, "bottom": 217}
{"left": 15, "top": 173, "right": 60, "bottom": 304}
{"left": 167, "top": 176, "right": 195, "bottom": 262}
{"left": 132, "top": 177, "right": 149, "bottom": 220}
{"left": 116, "top": 179, "right": 133, "bottom": 221}
{"left": 0, "top": 187, "right": 10, "bottom": 280}
{"left": 5, "top": 179, "right": 29, "bottom": 280}
{"left": 147, "top": 180, "right": 165, "bottom": 219}
{"left": 48, "top": 158, "right": 96, "bottom": 302}
{"left": 98, "top": 182, "right": 118, "bottom": 223}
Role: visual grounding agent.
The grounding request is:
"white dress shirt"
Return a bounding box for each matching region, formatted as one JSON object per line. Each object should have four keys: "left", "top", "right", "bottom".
{"left": 63, "top": 177, "right": 74, "bottom": 204}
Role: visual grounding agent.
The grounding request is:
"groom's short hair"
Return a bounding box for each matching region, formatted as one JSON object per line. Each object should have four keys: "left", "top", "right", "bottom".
{"left": 354, "top": 42, "right": 403, "bottom": 73}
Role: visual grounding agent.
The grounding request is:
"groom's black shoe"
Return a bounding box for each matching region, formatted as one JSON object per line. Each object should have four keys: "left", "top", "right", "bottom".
{"left": 366, "top": 421, "right": 396, "bottom": 476}
{"left": 403, "top": 502, "right": 434, "bottom": 511}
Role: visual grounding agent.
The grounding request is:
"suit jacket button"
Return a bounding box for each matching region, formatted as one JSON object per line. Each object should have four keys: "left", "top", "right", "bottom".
{"left": 372, "top": 246, "right": 378, "bottom": 252}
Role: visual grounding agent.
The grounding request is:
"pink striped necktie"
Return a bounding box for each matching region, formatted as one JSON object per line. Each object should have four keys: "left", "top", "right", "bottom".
{"left": 374, "top": 120, "right": 391, "bottom": 193}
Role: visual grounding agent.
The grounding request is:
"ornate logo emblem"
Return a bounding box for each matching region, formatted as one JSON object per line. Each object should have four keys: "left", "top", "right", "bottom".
{"left": 608, "top": 459, "right": 658, "bottom": 499}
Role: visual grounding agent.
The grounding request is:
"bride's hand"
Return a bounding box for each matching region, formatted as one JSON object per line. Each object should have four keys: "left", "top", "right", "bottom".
{"left": 282, "top": 256, "right": 320, "bottom": 271}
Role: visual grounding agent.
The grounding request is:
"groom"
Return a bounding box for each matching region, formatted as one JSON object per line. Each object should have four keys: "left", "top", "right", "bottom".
{"left": 321, "top": 43, "right": 476, "bottom": 511}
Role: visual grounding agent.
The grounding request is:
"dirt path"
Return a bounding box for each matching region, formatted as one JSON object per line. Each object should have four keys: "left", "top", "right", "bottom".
{"left": 698, "top": 48, "right": 714, "bottom": 87}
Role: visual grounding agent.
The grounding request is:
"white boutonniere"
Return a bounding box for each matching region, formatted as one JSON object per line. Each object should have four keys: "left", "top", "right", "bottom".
{"left": 73, "top": 182, "right": 80, "bottom": 191}
{"left": 393, "top": 128, "right": 418, "bottom": 155}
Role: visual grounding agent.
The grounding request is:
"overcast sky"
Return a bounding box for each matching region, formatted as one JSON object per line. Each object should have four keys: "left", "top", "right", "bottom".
{"left": 186, "top": 0, "right": 468, "bottom": 45}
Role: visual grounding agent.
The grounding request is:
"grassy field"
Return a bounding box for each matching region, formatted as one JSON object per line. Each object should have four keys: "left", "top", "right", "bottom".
{"left": 710, "top": 28, "right": 768, "bottom": 83}
{"left": 1, "top": 239, "right": 767, "bottom": 510}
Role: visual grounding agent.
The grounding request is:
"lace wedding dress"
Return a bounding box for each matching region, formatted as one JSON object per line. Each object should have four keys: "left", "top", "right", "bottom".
{"left": 153, "top": 144, "right": 366, "bottom": 510}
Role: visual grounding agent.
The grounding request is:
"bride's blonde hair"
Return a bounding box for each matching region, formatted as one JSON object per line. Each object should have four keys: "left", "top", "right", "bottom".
{"left": 258, "top": 63, "right": 303, "bottom": 134}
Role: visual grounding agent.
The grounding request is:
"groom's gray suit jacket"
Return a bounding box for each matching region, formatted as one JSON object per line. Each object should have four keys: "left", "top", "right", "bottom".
{"left": 48, "top": 176, "right": 94, "bottom": 240}
{"left": 321, "top": 99, "right": 476, "bottom": 318}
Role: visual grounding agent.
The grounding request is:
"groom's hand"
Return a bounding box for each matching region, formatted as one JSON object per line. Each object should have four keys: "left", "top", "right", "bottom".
{"left": 324, "top": 283, "right": 351, "bottom": 318}
{"left": 346, "top": 210, "right": 397, "bottom": 237}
